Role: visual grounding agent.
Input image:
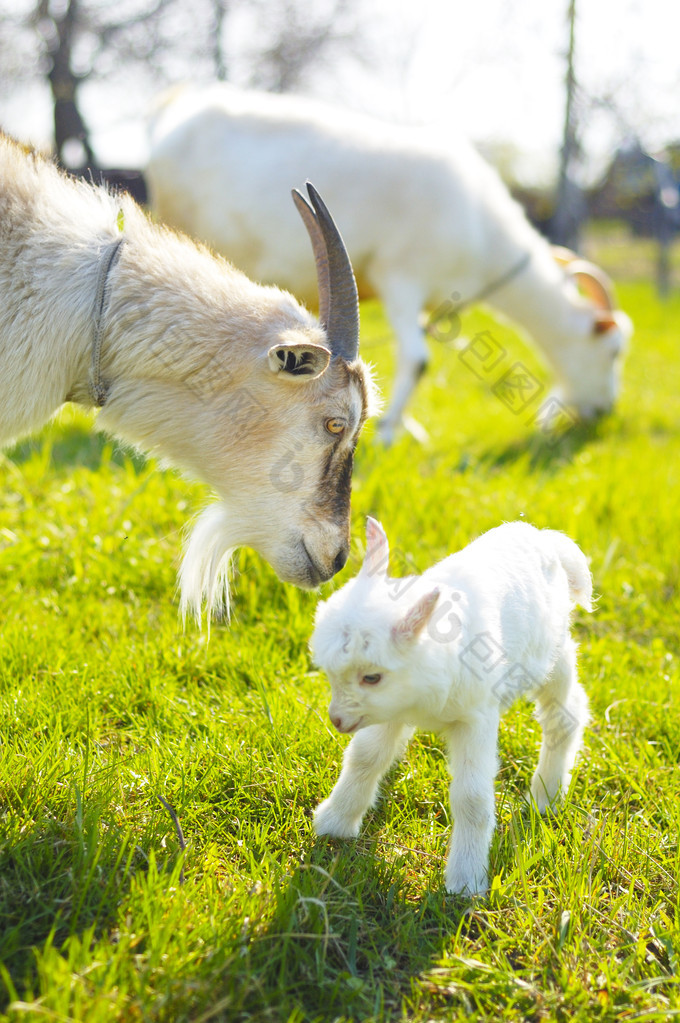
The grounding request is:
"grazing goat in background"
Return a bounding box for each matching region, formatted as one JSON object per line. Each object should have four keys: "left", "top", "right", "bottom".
{"left": 0, "top": 133, "right": 377, "bottom": 619}
{"left": 146, "top": 84, "right": 632, "bottom": 443}
{"left": 311, "top": 517, "right": 592, "bottom": 896}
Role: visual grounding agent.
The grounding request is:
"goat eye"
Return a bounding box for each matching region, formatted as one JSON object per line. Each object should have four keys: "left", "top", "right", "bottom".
{"left": 362, "top": 673, "right": 382, "bottom": 685}
{"left": 325, "top": 417, "right": 346, "bottom": 436}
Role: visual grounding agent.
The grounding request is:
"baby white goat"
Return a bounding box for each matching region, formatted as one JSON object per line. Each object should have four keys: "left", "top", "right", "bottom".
{"left": 311, "top": 518, "right": 592, "bottom": 896}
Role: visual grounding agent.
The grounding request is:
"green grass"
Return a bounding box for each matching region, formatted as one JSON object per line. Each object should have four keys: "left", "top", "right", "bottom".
{"left": 2, "top": 256, "right": 680, "bottom": 1021}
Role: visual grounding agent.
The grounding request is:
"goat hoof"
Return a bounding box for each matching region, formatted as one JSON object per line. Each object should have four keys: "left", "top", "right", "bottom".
{"left": 445, "top": 870, "right": 489, "bottom": 898}
{"left": 526, "top": 786, "right": 563, "bottom": 815}
{"left": 313, "top": 800, "right": 361, "bottom": 839}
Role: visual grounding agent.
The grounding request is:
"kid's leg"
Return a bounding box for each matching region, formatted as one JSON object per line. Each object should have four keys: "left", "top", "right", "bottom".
{"left": 314, "top": 722, "right": 413, "bottom": 838}
{"left": 444, "top": 711, "right": 500, "bottom": 896}
{"left": 530, "top": 638, "right": 588, "bottom": 812}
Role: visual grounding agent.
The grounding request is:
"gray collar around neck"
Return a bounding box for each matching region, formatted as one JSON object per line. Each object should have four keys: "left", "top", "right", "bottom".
{"left": 90, "top": 235, "right": 125, "bottom": 408}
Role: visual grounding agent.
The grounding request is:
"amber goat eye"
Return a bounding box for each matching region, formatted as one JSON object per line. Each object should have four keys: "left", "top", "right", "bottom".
{"left": 325, "top": 418, "right": 346, "bottom": 436}
{"left": 362, "top": 673, "right": 382, "bottom": 685}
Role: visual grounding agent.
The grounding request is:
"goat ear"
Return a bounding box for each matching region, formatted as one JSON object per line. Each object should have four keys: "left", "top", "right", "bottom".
{"left": 392, "top": 588, "right": 440, "bottom": 645}
{"left": 267, "top": 343, "right": 331, "bottom": 381}
{"left": 360, "top": 516, "right": 390, "bottom": 579}
{"left": 592, "top": 311, "right": 619, "bottom": 335}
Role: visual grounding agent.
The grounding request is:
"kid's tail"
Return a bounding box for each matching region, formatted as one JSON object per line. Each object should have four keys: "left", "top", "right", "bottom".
{"left": 546, "top": 530, "right": 593, "bottom": 611}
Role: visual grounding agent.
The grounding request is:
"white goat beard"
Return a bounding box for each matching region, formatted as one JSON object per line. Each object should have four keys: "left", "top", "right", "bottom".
{"left": 179, "top": 503, "right": 238, "bottom": 626}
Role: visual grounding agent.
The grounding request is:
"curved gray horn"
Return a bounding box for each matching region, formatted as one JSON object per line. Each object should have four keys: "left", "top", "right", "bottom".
{"left": 291, "top": 182, "right": 360, "bottom": 362}
{"left": 292, "top": 188, "right": 331, "bottom": 330}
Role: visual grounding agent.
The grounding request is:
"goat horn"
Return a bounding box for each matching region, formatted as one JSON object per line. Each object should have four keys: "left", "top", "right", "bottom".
{"left": 292, "top": 182, "right": 359, "bottom": 363}
{"left": 552, "top": 245, "right": 579, "bottom": 267}
{"left": 292, "top": 188, "right": 331, "bottom": 330}
{"left": 551, "top": 244, "right": 616, "bottom": 311}
{"left": 566, "top": 259, "right": 616, "bottom": 312}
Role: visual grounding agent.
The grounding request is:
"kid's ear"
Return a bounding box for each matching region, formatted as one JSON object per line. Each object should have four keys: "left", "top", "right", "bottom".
{"left": 360, "top": 516, "right": 389, "bottom": 579}
{"left": 392, "top": 588, "right": 440, "bottom": 644}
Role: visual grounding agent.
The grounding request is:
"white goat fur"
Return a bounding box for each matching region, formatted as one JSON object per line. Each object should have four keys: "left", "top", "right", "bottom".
{"left": 147, "top": 84, "right": 632, "bottom": 441}
{"left": 310, "top": 518, "right": 592, "bottom": 896}
{"left": 0, "top": 134, "right": 377, "bottom": 618}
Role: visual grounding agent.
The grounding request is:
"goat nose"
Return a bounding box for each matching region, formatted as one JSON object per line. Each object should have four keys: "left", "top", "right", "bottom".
{"left": 333, "top": 546, "right": 349, "bottom": 574}
{"left": 330, "top": 712, "right": 343, "bottom": 731}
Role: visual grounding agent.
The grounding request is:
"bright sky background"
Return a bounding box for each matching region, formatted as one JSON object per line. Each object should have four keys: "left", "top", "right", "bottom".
{"left": 334, "top": 0, "right": 680, "bottom": 183}
{"left": 1, "top": 0, "right": 678, "bottom": 185}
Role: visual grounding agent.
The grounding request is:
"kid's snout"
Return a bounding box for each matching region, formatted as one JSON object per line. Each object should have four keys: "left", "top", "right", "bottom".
{"left": 328, "top": 703, "right": 361, "bottom": 734}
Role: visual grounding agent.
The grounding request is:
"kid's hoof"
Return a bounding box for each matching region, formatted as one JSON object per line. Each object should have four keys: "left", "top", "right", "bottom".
{"left": 313, "top": 800, "right": 361, "bottom": 839}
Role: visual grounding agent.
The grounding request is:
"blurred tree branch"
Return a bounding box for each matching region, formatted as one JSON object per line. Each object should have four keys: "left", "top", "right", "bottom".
{"left": 0, "top": 0, "right": 364, "bottom": 168}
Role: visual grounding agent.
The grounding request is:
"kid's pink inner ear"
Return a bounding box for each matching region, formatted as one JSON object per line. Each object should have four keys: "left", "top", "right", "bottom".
{"left": 362, "top": 516, "right": 389, "bottom": 579}
{"left": 392, "top": 588, "right": 440, "bottom": 643}
{"left": 365, "top": 516, "right": 384, "bottom": 548}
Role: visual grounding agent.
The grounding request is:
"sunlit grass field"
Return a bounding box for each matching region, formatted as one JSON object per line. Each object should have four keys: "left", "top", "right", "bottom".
{"left": 2, "top": 247, "right": 680, "bottom": 1020}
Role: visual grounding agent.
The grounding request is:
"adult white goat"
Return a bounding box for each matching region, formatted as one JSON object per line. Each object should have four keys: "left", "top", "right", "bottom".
{"left": 146, "top": 84, "right": 632, "bottom": 443}
{"left": 311, "top": 517, "right": 592, "bottom": 896}
{"left": 0, "top": 133, "right": 376, "bottom": 619}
